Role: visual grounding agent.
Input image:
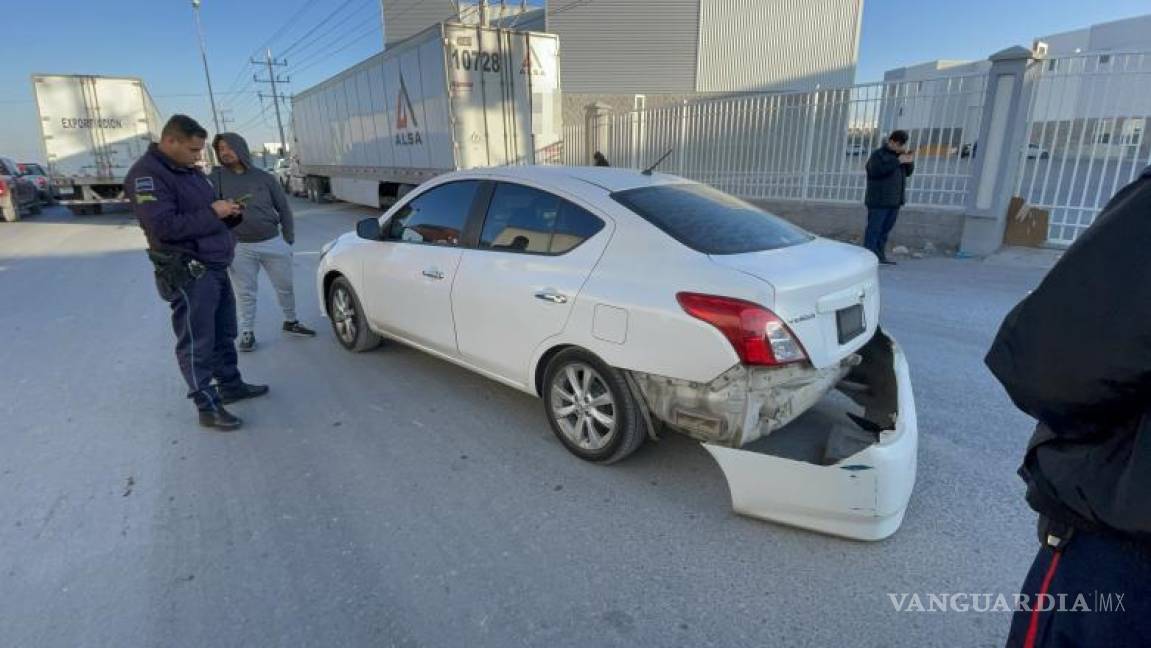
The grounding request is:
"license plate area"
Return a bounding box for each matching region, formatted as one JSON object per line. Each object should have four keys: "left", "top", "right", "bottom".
{"left": 836, "top": 304, "right": 864, "bottom": 344}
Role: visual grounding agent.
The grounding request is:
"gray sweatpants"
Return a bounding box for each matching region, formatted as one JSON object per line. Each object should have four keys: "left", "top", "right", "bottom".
{"left": 228, "top": 237, "right": 297, "bottom": 334}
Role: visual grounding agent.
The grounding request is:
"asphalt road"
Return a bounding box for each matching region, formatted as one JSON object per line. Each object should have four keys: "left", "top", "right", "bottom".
{"left": 0, "top": 199, "right": 1051, "bottom": 647}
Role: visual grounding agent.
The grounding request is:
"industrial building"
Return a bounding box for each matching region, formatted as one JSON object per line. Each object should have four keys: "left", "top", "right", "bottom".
{"left": 880, "top": 13, "right": 1151, "bottom": 158}
{"left": 380, "top": 0, "right": 865, "bottom": 118}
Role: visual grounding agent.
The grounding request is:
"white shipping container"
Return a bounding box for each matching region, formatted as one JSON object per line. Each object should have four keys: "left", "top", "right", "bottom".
{"left": 291, "top": 23, "right": 561, "bottom": 207}
{"left": 31, "top": 74, "right": 161, "bottom": 212}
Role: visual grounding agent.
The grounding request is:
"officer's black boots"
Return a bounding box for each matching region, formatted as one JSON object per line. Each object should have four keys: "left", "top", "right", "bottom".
{"left": 218, "top": 382, "right": 270, "bottom": 404}
{"left": 199, "top": 406, "right": 243, "bottom": 431}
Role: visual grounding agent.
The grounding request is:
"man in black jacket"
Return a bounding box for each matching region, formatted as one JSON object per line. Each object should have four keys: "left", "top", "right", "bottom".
{"left": 987, "top": 165, "right": 1151, "bottom": 646}
{"left": 863, "top": 130, "right": 915, "bottom": 264}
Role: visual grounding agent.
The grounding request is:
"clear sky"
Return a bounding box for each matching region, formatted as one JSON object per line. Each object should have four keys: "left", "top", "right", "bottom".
{"left": 0, "top": 0, "right": 1147, "bottom": 163}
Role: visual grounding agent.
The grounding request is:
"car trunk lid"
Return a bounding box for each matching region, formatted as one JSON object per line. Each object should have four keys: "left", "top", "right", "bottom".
{"left": 709, "top": 239, "right": 879, "bottom": 369}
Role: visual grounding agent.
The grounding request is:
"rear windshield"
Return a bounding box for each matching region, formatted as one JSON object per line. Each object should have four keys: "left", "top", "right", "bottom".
{"left": 22, "top": 164, "right": 45, "bottom": 175}
{"left": 611, "top": 183, "right": 812, "bottom": 255}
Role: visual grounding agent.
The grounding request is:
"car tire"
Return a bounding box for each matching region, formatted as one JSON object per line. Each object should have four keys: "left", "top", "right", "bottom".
{"left": 327, "top": 277, "right": 381, "bottom": 352}
{"left": 542, "top": 348, "right": 647, "bottom": 464}
{"left": 29, "top": 200, "right": 41, "bottom": 215}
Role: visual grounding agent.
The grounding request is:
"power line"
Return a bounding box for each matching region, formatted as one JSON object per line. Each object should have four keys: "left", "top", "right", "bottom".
{"left": 220, "top": 0, "right": 315, "bottom": 98}
{"left": 281, "top": 1, "right": 378, "bottom": 65}
{"left": 229, "top": 91, "right": 264, "bottom": 116}
{"left": 227, "top": 0, "right": 365, "bottom": 119}
{"left": 158, "top": 90, "right": 254, "bottom": 98}
{"left": 234, "top": 110, "right": 265, "bottom": 132}
{"left": 280, "top": 0, "right": 364, "bottom": 58}
{"left": 287, "top": 18, "right": 382, "bottom": 75}
{"left": 222, "top": 59, "right": 256, "bottom": 95}
{"left": 253, "top": 0, "right": 315, "bottom": 56}
{"left": 291, "top": 23, "right": 382, "bottom": 78}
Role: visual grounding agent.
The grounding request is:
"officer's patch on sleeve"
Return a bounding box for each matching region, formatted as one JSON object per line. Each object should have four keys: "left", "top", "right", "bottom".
{"left": 134, "top": 176, "right": 155, "bottom": 192}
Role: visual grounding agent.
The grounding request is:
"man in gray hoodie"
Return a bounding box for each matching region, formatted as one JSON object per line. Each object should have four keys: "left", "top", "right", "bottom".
{"left": 211, "top": 133, "right": 315, "bottom": 351}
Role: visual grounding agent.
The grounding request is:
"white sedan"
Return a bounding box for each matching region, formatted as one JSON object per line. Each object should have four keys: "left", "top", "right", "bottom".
{"left": 317, "top": 166, "right": 917, "bottom": 540}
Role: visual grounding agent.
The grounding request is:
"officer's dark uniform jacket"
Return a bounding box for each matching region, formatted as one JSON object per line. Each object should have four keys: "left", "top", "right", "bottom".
{"left": 986, "top": 166, "right": 1151, "bottom": 545}
{"left": 124, "top": 143, "right": 235, "bottom": 267}
{"left": 124, "top": 143, "right": 243, "bottom": 410}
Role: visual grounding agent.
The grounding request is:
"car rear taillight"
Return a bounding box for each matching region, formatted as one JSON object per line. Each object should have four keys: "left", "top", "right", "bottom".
{"left": 677, "top": 292, "right": 808, "bottom": 366}
{"left": 0, "top": 179, "right": 7, "bottom": 196}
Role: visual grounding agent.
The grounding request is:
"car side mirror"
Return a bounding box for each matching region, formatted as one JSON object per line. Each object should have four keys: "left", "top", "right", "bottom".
{"left": 356, "top": 217, "right": 383, "bottom": 241}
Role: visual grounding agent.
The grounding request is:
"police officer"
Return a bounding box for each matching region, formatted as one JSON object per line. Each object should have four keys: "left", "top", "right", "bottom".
{"left": 125, "top": 115, "right": 268, "bottom": 430}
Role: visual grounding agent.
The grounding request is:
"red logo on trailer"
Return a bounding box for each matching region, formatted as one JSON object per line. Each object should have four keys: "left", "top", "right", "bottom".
{"left": 521, "top": 43, "right": 546, "bottom": 77}
{"left": 395, "top": 73, "right": 422, "bottom": 145}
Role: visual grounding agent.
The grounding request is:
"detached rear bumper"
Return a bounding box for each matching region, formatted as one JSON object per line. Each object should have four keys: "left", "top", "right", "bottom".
{"left": 702, "top": 330, "right": 917, "bottom": 541}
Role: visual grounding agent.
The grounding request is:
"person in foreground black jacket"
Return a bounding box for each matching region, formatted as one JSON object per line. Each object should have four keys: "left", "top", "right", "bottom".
{"left": 987, "top": 165, "right": 1151, "bottom": 647}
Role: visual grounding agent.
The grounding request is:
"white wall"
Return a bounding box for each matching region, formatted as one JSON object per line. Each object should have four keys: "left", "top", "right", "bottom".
{"left": 696, "top": 0, "right": 862, "bottom": 93}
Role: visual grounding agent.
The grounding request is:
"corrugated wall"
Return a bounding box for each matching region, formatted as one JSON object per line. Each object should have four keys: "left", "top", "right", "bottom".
{"left": 696, "top": 0, "right": 862, "bottom": 92}
{"left": 382, "top": 2, "right": 544, "bottom": 48}
{"left": 546, "top": 0, "right": 701, "bottom": 94}
{"left": 381, "top": 1, "right": 453, "bottom": 49}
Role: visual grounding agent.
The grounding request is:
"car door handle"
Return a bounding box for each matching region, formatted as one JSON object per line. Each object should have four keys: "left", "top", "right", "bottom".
{"left": 422, "top": 269, "right": 445, "bottom": 280}
{"left": 535, "top": 291, "right": 568, "bottom": 304}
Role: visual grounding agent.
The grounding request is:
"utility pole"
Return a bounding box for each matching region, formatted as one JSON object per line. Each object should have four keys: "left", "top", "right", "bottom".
{"left": 252, "top": 49, "right": 289, "bottom": 157}
{"left": 219, "top": 108, "right": 234, "bottom": 131}
{"left": 191, "top": 0, "right": 221, "bottom": 133}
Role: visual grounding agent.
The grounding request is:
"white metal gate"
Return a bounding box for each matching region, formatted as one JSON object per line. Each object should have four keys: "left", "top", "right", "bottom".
{"left": 1015, "top": 51, "right": 1151, "bottom": 245}
{"left": 559, "top": 74, "right": 987, "bottom": 209}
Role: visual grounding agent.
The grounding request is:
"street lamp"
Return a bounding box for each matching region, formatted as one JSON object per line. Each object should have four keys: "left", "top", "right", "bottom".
{"left": 191, "top": 0, "right": 222, "bottom": 133}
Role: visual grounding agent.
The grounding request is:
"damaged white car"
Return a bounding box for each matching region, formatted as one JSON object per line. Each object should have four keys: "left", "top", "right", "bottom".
{"left": 317, "top": 166, "right": 917, "bottom": 540}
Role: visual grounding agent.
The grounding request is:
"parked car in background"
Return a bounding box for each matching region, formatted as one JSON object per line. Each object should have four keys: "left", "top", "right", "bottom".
{"left": 272, "top": 158, "right": 290, "bottom": 189}
{"left": 316, "top": 166, "right": 918, "bottom": 540}
{"left": 1026, "top": 143, "right": 1052, "bottom": 160}
{"left": 18, "top": 163, "right": 53, "bottom": 204}
{"left": 845, "top": 142, "right": 869, "bottom": 156}
{"left": 1, "top": 157, "right": 41, "bottom": 222}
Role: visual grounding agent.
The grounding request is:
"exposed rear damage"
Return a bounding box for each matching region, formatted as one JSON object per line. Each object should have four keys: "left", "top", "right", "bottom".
{"left": 631, "top": 355, "right": 857, "bottom": 447}
{"left": 631, "top": 329, "right": 917, "bottom": 541}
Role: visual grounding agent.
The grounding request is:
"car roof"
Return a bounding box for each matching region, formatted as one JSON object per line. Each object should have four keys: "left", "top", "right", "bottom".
{"left": 459, "top": 165, "right": 689, "bottom": 194}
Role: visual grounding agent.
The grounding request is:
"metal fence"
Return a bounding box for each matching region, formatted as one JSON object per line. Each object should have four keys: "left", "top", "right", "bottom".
{"left": 1014, "top": 51, "right": 1151, "bottom": 245}
{"left": 560, "top": 74, "right": 988, "bottom": 209}
{"left": 558, "top": 50, "right": 1151, "bottom": 247}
